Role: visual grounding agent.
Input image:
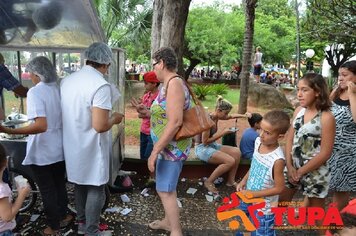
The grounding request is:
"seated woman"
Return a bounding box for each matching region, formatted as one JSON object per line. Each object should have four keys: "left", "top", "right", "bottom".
{"left": 195, "top": 96, "right": 248, "bottom": 194}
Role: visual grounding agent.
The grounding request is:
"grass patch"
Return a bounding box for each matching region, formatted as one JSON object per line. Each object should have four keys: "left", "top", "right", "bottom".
{"left": 125, "top": 119, "right": 141, "bottom": 138}
{"left": 2, "top": 90, "right": 27, "bottom": 116}
{"left": 201, "top": 88, "right": 240, "bottom": 113}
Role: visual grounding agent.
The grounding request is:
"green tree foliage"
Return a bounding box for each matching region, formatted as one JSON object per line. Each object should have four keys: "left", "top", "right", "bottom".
{"left": 184, "top": 2, "right": 296, "bottom": 77}
{"left": 94, "top": 0, "right": 153, "bottom": 63}
{"left": 303, "top": 0, "right": 356, "bottom": 77}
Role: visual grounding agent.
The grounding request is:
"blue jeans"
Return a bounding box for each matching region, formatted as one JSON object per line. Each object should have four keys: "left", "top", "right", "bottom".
{"left": 235, "top": 202, "right": 276, "bottom": 236}
{"left": 75, "top": 184, "right": 105, "bottom": 235}
{"left": 140, "top": 132, "right": 153, "bottom": 160}
{"left": 0, "top": 230, "right": 13, "bottom": 236}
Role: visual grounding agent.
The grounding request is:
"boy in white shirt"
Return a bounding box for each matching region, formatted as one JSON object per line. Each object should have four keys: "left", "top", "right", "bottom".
{"left": 236, "top": 110, "right": 290, "bottom": 236}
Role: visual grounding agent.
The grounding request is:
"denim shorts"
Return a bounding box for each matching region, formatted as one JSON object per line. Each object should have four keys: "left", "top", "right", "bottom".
{"left": 195, "top": 142, "right": 222, "bottom": 162}
{"left": 155, "top": 157, "right": 183, "bottom": 192}
{"left": 235, "top": 201, "right": 276, "bottom": 236}
{"left": 0, "top": 230, "right": 13, "bottom": 236}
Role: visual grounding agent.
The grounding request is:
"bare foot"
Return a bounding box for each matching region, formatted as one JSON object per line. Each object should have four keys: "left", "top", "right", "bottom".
{"left": 148, "top": 219, "right": 171, "bottom": 231}
{"left": 204, "top": 181, "right": 218, "bottom": 194}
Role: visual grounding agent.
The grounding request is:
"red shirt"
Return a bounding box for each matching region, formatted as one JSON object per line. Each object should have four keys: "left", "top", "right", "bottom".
{"left": 140, "top": 90, "right": 159, "bottom": 135}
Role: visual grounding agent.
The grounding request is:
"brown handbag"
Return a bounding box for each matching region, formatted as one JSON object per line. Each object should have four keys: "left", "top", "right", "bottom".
{"left": 165, "top": 75, "right": 215, "bottom": 141}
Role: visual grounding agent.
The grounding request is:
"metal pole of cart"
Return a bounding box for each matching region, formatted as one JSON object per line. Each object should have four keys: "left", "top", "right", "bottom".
{"left": 16, "top": 51, "right": 24, "bottom": 114}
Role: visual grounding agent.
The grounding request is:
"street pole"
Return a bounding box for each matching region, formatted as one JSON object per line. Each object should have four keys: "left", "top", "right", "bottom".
{"left": 295, "top": 0, "right": 300, "bottom": 81}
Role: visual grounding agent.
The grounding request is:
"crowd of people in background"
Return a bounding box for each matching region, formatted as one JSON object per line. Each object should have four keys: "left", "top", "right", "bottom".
{"left": 0, "top": 41, "right": 356, "bottom": 236}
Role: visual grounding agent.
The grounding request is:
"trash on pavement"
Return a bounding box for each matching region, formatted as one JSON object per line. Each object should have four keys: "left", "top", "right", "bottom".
{"left": 177, "top": 198, "right": 182, "bottom": 208}
{"left": 205, "top": 195, "right": 214, "bottom": 202}
{"left": 105, "top": 206, "right": 122, "bottom": 213}
{"left": 186, "top": 187, "right": 197, "bottom": 195}
{"left": 120, "top": 208, "right": 132, "bottom": 216}
{"left": 120, "top": 194, "right": 130, "bottom": 203}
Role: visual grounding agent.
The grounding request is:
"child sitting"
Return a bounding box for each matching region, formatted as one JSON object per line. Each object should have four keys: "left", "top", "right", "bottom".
{"left": 239, "top": 113, "right": 262, "bottom": 160}
{"left": 0, "top": 144, "right": 30, "bottom": 235}
{"left": 195, "top": 96, "right": 248, "bottom": 194}
{"left": 236, "top": 110, "right": 290, "bottom": 236}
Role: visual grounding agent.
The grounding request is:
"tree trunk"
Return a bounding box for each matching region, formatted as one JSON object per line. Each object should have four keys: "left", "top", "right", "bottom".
{"left": 238, "top": 0, "right": 257, "bottom": 114}
{"left": 151, "top": 0, "right": 164, "bottom": 59}
{"left": 185, "top": 58, "right": 200, "bottom": 79}
{"left": 151, "top": 0, "right": 191, "bottom": 76}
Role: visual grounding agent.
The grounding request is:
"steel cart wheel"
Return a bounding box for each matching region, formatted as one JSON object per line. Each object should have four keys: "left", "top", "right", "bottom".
{"left": 8, "top": 168, "right": 38, "bottom": 212}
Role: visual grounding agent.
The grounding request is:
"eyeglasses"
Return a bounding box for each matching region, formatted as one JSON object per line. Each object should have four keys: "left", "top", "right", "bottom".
{"left": 152, "top": 61, "right": 160, "bottom": 67}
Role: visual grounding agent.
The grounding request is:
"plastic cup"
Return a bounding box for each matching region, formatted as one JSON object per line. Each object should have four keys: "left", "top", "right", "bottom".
{"left": 14, "top": 175, "right": 28, "bottom": 188}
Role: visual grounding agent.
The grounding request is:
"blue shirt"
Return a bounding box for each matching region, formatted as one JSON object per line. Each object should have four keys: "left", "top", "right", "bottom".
{"left": 240, "top": 128, "right": 259, "bottom": 158}
{"left": 0, "top": 64, "right": 21, "bottom": 92}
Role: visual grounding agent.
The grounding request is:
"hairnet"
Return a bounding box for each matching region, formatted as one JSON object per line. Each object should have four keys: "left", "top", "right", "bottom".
{"left": 84, "top": 42, "right": 113, "bottom": 65}
{"left": 26, "top": 56, "right": 57, "bottom": 83}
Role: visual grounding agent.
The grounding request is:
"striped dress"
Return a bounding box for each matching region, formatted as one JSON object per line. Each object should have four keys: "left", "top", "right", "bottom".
{"left": 329, "top": 98, "right": 356, "bottom": 191}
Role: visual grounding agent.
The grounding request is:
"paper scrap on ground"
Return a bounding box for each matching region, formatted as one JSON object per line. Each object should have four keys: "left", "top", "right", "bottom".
{"left": 120, "top": 208, "right": 132, "bottom": 216}
{"left": 186, "top": 187, "right": 197, "bottom": 195}
{"left": 214, "top": 177, "right": 224, "bottom": 185}
{"left": 181, "top": 177, "right": 186, "bottom": 182}
{"left": 141, "top": 188, "right": 149, "bottom": 195}
{"left": 105, "top": 206, "right": 122, "bottom": 213}
{"left": 30, "top": 214, "right": 40, "bottom": 222}
{"left": 198, "top": 181, "right": 203, "bottom": 186}
{"left": 205, "top": 194, "right": 214, "bottom": 202}
{"left": 120, "top": 194, "right": 130, "bottom": 203}
{"left": 177, "top": 198, "right": 182, "bottom": 208}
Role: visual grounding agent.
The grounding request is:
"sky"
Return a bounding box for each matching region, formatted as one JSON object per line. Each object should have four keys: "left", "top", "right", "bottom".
{"left": 191, "top": 0, "right": 242, "bottom": 7}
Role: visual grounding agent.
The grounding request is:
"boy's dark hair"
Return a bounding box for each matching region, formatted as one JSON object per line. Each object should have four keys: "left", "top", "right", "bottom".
{"left": 86, "top": 60, "right": 108, "bottom": 69}
{"left": 263, "top": 110, "right": 290, "bottom": 134}
{"left": 0, "top": 144, "right": 7, "bottom": 170}
{"left": 152, "top": 47, "right": 177, "bottom": 71}
{"left": 248, "top": 113, "right": 263, "bottom": 127}
{"left": 329, "top": 213, "right": 356, "bottom": 234}
{"left": 300, "top": 73, "right": 331, "bottom": 111}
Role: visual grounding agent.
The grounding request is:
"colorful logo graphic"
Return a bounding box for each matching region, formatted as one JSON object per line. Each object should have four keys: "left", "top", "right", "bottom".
{"left": 217, "top": 192, "right": 344, "bottom": 231}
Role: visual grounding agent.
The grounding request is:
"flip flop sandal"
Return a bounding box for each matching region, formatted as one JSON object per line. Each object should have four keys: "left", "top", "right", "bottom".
{"left": 204, "top": 182, "right": 219, "bottom": 194}
{"left": 148, "top": 220, "right": 170, "bottom": 231}
{"left": 226, "top": 182, "right": 238, "bottom": 187}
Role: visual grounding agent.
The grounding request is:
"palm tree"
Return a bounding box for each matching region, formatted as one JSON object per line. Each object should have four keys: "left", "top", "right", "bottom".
{"left": 93, "top": 0, "right": 153, "bottom": 47}
{"left": 238, "top": 0, "right": 258, "bottom": 114}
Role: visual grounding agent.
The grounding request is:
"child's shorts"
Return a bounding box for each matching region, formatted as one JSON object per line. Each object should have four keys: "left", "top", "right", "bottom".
{"left": 155, "top": 157, "right": 183, "bottom": 192}
{"left": 235, "top": 201, "right": 276, "bottom": 236}
{"left": 284, "top": 164, "right": 330, "bottom": 198}
{"left": 195, "top": 142, "right": 222, "bottom": 162}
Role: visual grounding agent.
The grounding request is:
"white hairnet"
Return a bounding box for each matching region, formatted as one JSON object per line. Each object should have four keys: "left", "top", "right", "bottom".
{"left": 84, "top": 42, "right": 113, "bottom": 65}
{"left": 26, "top": 56, "right": 57, "bottom": 83}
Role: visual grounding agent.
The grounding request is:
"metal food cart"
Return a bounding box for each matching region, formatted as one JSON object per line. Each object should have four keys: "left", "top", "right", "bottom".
{"left": 0, "top": 0, "right": 125, "bottom": 187}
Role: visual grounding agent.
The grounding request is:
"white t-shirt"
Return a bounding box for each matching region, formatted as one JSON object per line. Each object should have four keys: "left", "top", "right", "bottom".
{"left": 23, "top": 82, "right": 63, "bottom": 165}
{"left": 246, "top": 137, "right": 285, "bottom": 214}
{"left": 254, "top": 52, "right": 263, "bottom": 65}
{"left": 61, "top": 65, "right": 112, "bottom": 186}
{"left": 0, "top": 182, "right": 16, "bottom": 232}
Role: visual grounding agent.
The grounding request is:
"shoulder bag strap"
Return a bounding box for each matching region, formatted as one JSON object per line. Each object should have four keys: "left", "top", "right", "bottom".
{"left": 165, "top": 75, "right": 201, "bottom": 106}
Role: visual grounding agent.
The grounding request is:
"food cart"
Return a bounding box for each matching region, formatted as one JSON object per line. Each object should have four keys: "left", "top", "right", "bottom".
{"left": 0, "top": 0, "right": 126, "bottom": 190}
